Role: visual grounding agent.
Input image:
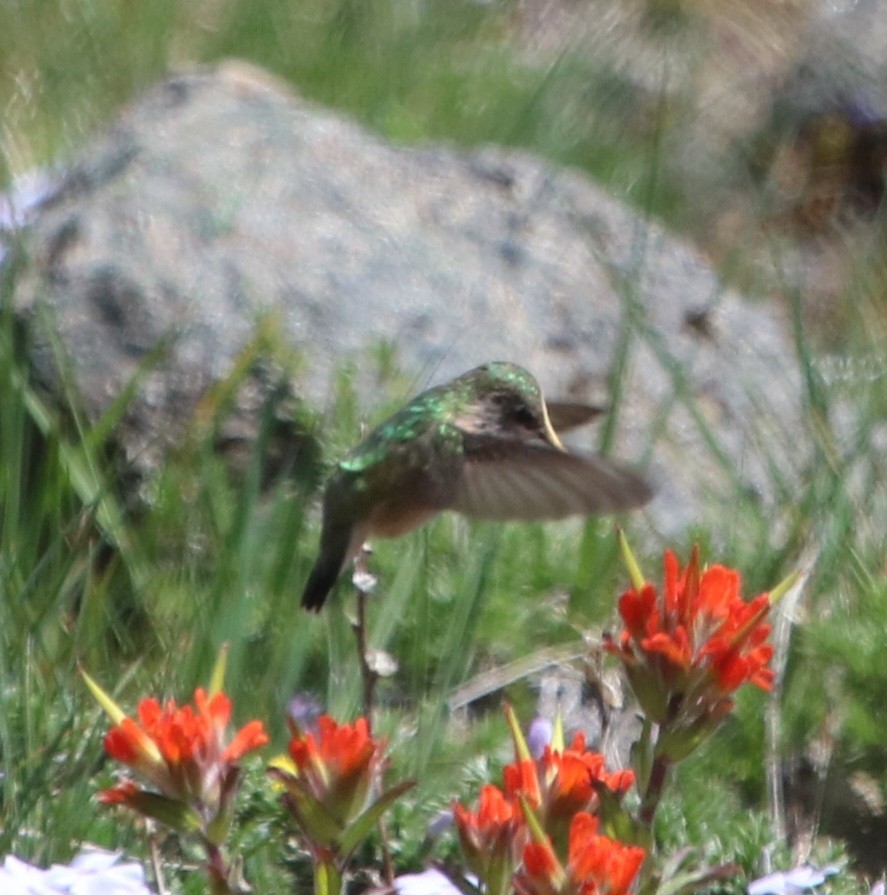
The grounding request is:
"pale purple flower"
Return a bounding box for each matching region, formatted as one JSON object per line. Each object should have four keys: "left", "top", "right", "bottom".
{"left": 424, "top": 809, "right": 454, "bottom": 841}
{"left": 527, "top": 717, "right": 553, "bottom": 759}
{"left": 286, "top": 692, "right": 323, "bottom": 733}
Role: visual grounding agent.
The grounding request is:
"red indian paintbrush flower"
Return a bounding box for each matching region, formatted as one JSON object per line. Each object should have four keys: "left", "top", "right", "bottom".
{"left": 287, "top": 715, "right": 381, "bottom": 826}
{"left": 83, "top": 659, "right": 268, "bottom": 893}
{"left": 452, "top": 708, "right": 643, "bottom": 895}
{"left": 516, "top": 811, "right": 645, "bottom": 895}
{"left": 453, "top": 784, "right": 525, "bottom": 895}
{"left": 604, "top": 546, "right": 774, "bottom": 728}
{"left": 80, "top": 666, "right": 269, "bottom": 848}
{"left": 528, "top": 732, "right": 634, "bottom": 811}
{"left": 504, "top": 708, "right": 634, "bottom": 812}
{"left": 274, "top": 713, "right": 413, "bottom": 869}
{"left": 503, "top": 708, "right": 635, "bottom": 854}
{"left": 99, "top": 687, "right": 268, "bottom": 831}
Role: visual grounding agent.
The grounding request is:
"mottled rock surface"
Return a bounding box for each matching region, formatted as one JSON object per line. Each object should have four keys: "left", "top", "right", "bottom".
{"left": 11, "top": 62, "right": 807, "bottom": 536}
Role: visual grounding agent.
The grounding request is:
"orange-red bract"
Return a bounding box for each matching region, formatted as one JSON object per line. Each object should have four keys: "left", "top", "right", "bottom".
{"left": 100, "top": 688, "right": 268, "bottom": 816}
{"left": 604, "top": 547, "right": 773, "bottom": 724}
{"left": 453, "top": 784, "right": 525, "bottom": 894}
{"left": 515, "top": 811, "right": 645, "bottom": 895}
{"left": 287, "top": 715, "right": 383, "bottom": 825}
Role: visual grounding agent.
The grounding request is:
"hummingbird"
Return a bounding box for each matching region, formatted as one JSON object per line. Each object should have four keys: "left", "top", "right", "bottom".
{"left": 301, "top": 362, "right": 652, "bottom": 610}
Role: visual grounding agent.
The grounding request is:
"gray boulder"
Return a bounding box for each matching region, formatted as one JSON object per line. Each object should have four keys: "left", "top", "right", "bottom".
{"left": 10, "top": 61, "right": 806, "bottom": 537}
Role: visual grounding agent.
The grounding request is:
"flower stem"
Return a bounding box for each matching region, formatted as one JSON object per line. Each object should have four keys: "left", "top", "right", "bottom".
{"left": 350, "top": 547, "right": 394, "bottom": 886}
{"left": 313, "top": 858, "right": 343, "bottom": 895}
{"left": 638, "top": 753, "right": 671, "bottom": 828}
{"left": 355, "top": 586, "right": 377, "bottom": 728}
{"left": 148, "top": 831, "right": 168, "bottom": 895}
{"left": 351, "top": 545, "right": 380, "bottom": 731}
{"left": 204, "top": 840, "right": 235, "bottom": 895}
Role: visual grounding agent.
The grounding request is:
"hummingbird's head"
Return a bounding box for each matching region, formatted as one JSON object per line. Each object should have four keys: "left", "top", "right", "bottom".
{"left": 459, "top": 363, "right": 566, "bottom": 450}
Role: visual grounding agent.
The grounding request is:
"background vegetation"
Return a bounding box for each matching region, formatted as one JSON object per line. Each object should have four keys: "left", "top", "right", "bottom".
{"left": 1, "top": 0, "right": 885, "bottom": 892}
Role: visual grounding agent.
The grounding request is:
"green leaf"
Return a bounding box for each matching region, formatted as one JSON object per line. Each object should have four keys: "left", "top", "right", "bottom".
{"left": 504, "top": 702, "right": 532, "bottom": 763}
{"left": 618, "top": 528, "right": 646, "bottom": 589}
{"left": 338, "top": 779, "right": 415, "bottom": 856}
{"left": 208, "top": 643, "right": 230, "bottom": 697}
{"left": 124, "top": 791, "right": 203, "bottom": 833}
{"left": 80, "top": 668, "right": 127, "bottom": 725}
{"left": 551, "top": 711, "right": 565, "bottom": 753}
{"left": 205, "top": 766, "right": 240, "bottom": 846}
{"left": 595, "top": 783, "right": 640, "bottom": 844}
{"left": 518, "top": 795, "right": 548, "bottom": 846}
{"left": 283, "top": 783, "right": 343, "bottom": 847}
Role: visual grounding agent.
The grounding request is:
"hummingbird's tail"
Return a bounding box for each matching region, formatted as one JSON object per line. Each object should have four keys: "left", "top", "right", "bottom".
{"left": 301, "top": 524, "right": 354, "bottom": 611}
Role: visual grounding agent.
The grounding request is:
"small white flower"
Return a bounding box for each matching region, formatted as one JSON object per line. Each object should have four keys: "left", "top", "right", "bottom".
{"left": 749, "top": 865, "right": 840, "bottom": 895}
{"left": 395, "top": 868, "right": 465, "bottom": 895}
{"left": 0, "top": 848, "right": 150, "bottom": 895}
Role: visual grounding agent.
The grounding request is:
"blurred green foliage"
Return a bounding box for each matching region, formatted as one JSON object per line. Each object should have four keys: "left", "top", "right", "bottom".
{"left": 0, "top": 0, "right": 683, "bottom": 217}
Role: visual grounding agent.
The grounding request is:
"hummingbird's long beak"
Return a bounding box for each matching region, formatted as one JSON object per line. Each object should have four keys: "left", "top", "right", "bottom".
{"left": 540, "top": 398, "right": 566, "bottom": 452}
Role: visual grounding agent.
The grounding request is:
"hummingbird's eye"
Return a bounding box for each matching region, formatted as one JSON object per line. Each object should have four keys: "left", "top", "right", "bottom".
{"left": 511, "top": 405, "right": 538, "bottom": 429}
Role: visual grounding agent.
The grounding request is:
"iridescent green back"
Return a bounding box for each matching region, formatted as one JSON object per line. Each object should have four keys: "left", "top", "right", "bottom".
{"left": 337, "top": 362, "right": 543, "bottom": 474}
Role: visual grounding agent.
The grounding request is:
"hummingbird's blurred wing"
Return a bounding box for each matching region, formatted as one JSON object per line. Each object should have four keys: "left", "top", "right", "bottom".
{"left": 451, "top": 440, "right": 652, "bottom": 520}
{"left": 545, "top": 401, "right": 608, "bottom": 431}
